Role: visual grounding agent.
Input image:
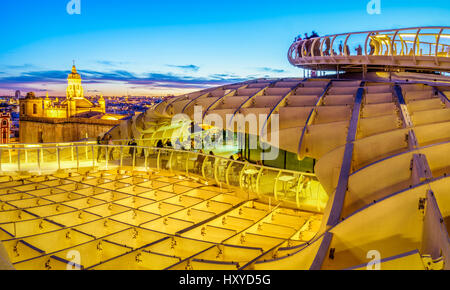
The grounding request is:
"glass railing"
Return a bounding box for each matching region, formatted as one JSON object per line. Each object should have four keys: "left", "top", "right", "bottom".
{"left": 0, "top": 143, "right": 328, "bottom": 212}
{"left": 288, "top": 26, "right": 450, "bottom": 65}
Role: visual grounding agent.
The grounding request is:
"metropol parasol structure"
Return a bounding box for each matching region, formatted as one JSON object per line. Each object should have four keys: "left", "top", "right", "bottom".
{"left": 0, "top": 27, "right": 449, "bottom": 270}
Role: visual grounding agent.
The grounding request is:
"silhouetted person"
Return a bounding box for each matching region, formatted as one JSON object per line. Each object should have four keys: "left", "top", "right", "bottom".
{"left": 324, "top": 38, "right": 331, "bottom": 56}
{"left": 339, "top": 41, "right": 344, "bottom": 55}
{"left": 369, "top": 32, "right": 377, "bottom": 55}
{"left": 355, "top": 45, "right": 363, "bottom": 56}
{"left": 96, "top": 136, "right": 102, "bottom": 161}
{"left": 107, "top": 134, "right": 114, "bottom": 161}
{"left": 98, "top": 135, "right": 107, "bottom": 161}
{"left": 128, "top": 138, "right": 137, "bottom": 156}
{"left": 194, "top": 150, "right": 206, "bottom": 173}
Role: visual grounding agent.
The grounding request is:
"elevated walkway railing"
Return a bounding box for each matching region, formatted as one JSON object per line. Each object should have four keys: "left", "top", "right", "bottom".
{"left": 0, "top": 143, "right": 327, "bottom": 212}
{"left": 288, "top": 27, "right": 450, "bottom": 72}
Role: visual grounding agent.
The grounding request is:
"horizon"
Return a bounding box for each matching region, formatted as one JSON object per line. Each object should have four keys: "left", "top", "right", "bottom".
{"left": 1, "top": 0, "right": 449, "bottom": 96}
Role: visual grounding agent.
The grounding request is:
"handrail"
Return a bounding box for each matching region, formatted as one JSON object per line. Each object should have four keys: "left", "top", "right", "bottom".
{"left": 289, "top": 26, "right": 450, "bottom": 72}
{"left": 0, "top": 140, "right": 96, "bottom": 148}
{"left": 0, "top": 143, "right": 326, "bottom": 212}
{"left": 0, "top": 143, "right": 318, "bottom": 177}
{"left": 309, "top": 26, "right": 450, "bottom": 39}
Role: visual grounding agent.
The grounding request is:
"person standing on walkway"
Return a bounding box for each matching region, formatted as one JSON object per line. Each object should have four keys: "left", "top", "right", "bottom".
{"left": 107, "top": 134, "right": 114, "bottom": 161}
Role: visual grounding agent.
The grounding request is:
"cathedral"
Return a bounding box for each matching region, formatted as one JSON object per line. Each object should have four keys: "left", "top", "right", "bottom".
{"left": 20, "top": 64, "right": 106, "bottom": 119}
{"left": 19, "top": 64, "right": 122, "bottom": 143}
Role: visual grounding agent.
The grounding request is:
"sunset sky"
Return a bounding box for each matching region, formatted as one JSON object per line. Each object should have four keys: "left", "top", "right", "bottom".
{"left": 0, "top": 0, "right": 449, "bottom": 96}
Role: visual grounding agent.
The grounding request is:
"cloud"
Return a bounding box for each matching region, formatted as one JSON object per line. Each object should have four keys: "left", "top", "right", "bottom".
{"left": 0, "top": 68, "right": 250, "bottom": 93}
{"left": 167, "top": 64, "right": 200, "bottom": 72}
{"left": 1, "top": 64, "right": 37, "bottom": 70}
{"left": 0, "top": 70, "right": 69, "bottom": 84}
{"left": 96, "top": 60, "right": 131, "bottom": 67}
{"left": 257, "top": 67, "right": 287, "bottom": 73}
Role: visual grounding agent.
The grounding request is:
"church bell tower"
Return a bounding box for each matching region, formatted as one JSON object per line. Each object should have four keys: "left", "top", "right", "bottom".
{"left": 66, "top": 63, "right": 84, "bottom": 117}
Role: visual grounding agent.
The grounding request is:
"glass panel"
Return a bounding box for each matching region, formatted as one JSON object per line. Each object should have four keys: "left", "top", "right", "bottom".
{"left": 240, "top": 164, "right": 260, "bottom": 193}
{"left": 215, "top": 158, "right": 230, "bottom": 185}
{"left": 18, "top": 149, "right": 27, "bottom": 171}
{"left": 134, "top": 146, "right": 146, "bottom": 168}
{"left": 171, "top": 151, "right": 188, "bottom": 173}
{"left": 297, "top": 176, "right": 328, "bottom": 212}
{"left": 96, "top": 145, "right": 108, "bottom": 165}
{"left": 202, "top": 156, "right": 215, "bottom": 180}
{"left": 21, "top": 149, "right": 38, "bottom": 172}
{"left": 77, "top": 145, "right": 93, "bottom": 168}
{"left": 275, "top": 172, "right": 300, "bottom": 204}
{"left": 187, "top": 151, "right": 201, "bottom": 176}
{"left": 0, "top": 149, "right": 14, "bottom": 171}
{"left": 257, "top": 168, "right": 280, "bottom": 199}
{"left": 146, "top": 148, "right": 159, "bottom": 169}
{"left": 41, "top": 147, "right": 58, "bottom": 172}
{"left": 159, "top": 149, "right": 171, "bottom": 171}
{"left": 59, "top": 146, "right": 75, "bottom": 170}
{"left": 121, "top": 145, "right": 134, "bottom": 167}
{"left": 227, "top": 161, "right": 245, "bottom": 187}
{"left": 107, "top": 145, "right": 120, "bottom": 170}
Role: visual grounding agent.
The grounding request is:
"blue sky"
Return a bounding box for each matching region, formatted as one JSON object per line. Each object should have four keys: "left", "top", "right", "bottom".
{"left": 0, "top": 0, "right": 449, "bottom": 96}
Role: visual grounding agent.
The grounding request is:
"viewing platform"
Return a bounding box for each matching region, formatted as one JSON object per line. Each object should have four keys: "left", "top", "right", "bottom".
{"left": 0, "top": 142, "right": 327, "bottom": 213}
{"left": 288, "top": 27, "right": 450, "bottom": 73}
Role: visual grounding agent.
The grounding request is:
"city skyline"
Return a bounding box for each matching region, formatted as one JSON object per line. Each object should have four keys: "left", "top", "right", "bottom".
{"left": 1, "top": 0, "right": 449, "bottom": 96}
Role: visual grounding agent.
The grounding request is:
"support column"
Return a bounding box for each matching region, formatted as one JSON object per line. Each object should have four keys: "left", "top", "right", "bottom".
{"left": 298, "top": 81, "right": 332, "bottom": 159}
{"left": 309, "top": 81, "right": 365, "bottom": 270}
{"left": 326, "top": 82, "right": 365, "bottom": 226}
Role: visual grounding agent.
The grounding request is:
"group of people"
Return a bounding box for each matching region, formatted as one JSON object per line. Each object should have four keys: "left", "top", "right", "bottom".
{"left": 295, "top": 31, "right": 321, "bottom": 58}
{"left": 338, "top": 42, "right": 364, "bottom": 56}
{"left": 94, "top": 132, "right": 256, "bottom": 172}
{"left": 156, "top": 139, "right": 172, "bottom": 148}
{"left": 294, "top": 31, "right": 320, "bottom": 42}
{"left": 293, "top": 29, "right": 391, "bottom": 59}
{"left": 295, "top": 37, "right": 366, "bottom": 58}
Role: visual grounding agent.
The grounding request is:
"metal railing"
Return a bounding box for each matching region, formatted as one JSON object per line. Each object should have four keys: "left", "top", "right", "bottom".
{"left": 288, "top": 26, "right": 450, "bottom": 71}
{"left": 0, "top": 144, "right": 327, "bottom": 212}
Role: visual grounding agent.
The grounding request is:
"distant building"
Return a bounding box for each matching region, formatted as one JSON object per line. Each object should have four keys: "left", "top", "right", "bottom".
{"left": 0, "top": 112, "right": 11, "bottom": 144}
{"left": 15, "top": 90, "right": 21, "bottom": 99}
{"left": 19, "top": 64, "right": 126, "bottom": 143}
{"left": 20, "top": 65, "right": 106, "bottom": 119}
